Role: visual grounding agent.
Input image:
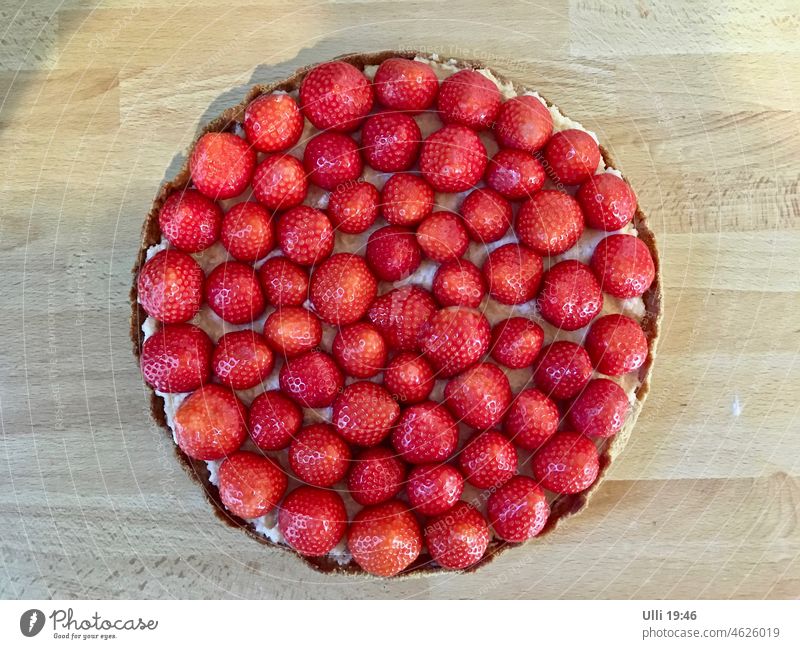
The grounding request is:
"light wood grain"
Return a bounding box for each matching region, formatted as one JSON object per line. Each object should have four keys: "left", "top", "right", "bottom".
{"left": 1, "top": 0, "right": 798, "bottom": 599}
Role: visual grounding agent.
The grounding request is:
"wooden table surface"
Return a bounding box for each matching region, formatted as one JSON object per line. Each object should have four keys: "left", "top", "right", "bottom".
{"left": 1, "top": 0, "right": 799, "bottom": 599}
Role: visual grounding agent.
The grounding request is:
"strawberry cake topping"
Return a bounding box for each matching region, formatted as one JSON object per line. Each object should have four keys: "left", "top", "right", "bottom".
{"left": 158, "top": 189, "right": 222, "bottom": 253}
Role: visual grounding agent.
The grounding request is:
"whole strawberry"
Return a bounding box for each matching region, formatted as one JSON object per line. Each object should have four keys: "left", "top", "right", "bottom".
{"left": 332, "top": 381, "right": 400, "bottom": 447}
{"left": 367, "top": 286, "right": 436, "bottom": 352}
{"left": 418, "top": 306, "right": 491, "bottom": 377}
{"left": 383, "top": 352, "right": 435, "bottom": 404}
{"left": 458, "top": 429, "right": 517, "bottom": 489}
{"left": 590, "top": 234, "right": 655, "bottom": 298}
{"left": 288, "top": 423, "right": 351, "bottom": 487}
{"left": 459, "top": 187, "right": 513, "bottom": 243}
{"left": 373, "top": 57, "right": 439, "bottom": 112}
{"left": 158, "top": 189, "right": 222, "bottom": 253}
{"left": 361, "top": 112, "right": 421, "bottom": 172}
{"left": 576, "top": 173, "right": 637, "bottom": 231}
{"left": 533, "top": 341, "right": 593, "bottom": 400}
{"left": 419, "top": 124, "right": 487, "bottom": 193}
{"left": 137, "top": 249, "right": 204, "bottom": 324}
{"left": 303, "top": 132, "right": 363, "bottom": 190}
{"left": 437, "top": 69, "right": 501, "bottom": 130}
{"left": 444, "top": 363, "right": 512, "bottom": 429}
{"left": 257, "top": 256, "right": 309, "bottom": 307}
{"left": 406, "top": 463, "right": 464, "bottom": 516}
{"left": 218, "top": 451, "right": 287, "bottom": 519}
{"left": 190, "top": 132, "right": 255, "bottom": 199}
{"left": 263, "top": 306, "right": 322, "bottom": 358}
{"left": 484, "top": 148, "right": 546, "bottom": 200}
{"left": 516, "top": 190, "right": 585, "bottom": 256}
{"left": 326, "top": 181, "right": 380, "bottom": 234}
{"left": 252, "top": 154, "right": 308, "bottom": 212}
{"left": 381, "top": 173, "right": 434, "bottom": 226}
{"left": 416, "top": 211, "right": 469, "bottom": 263}
{"left": 432, "top": 259, "right": 486, "bottom": 308}
{"left": 279, "top": 350, "right": 344, "bottom": 408}
{"left": 300, "top": 60, "right": 373, "bottom": 131}
{"left": 493, "top": 95, "right": 553, "bottom": 153}
{"left": 532, "top": 432, "right": 599, "bottom": 494}
{"left": 391, "top": 401, "right": 459, "bottom": 464}
{"left": 503, "top": 388, "right": 559, "bottom": 450}
{"left": 568, "top": 378, "right": 630, "bottom": 438}
{"left": 584, "top": 314, "right": 648, "bottom": 376}
{"left": 537, "top": 260, "right": 602, "bottom": 330}
{"left": 141, "top": 324, "right": 212, "bottom": 393}
{"left": 482, "top": 243, "right": 543, "bottom": 305}
{"left": 244, "top": 92, "right": 304, "bottom": 152}
{"left": 424, "top": 502, "right": 490, "bottom": 570}
{"left": 332, "top": 322, "right": 387, "bottom": 379}
{"left": 543, "top": 129, "right": 601, "bottom": 186}
{"left": 309, "top": 253, "right": 377, "bottom": 325}
{"left": 173, "top": 385, "right": 247, "bottom": 460}
{"left": 347, "top": 447, "right": 406, "bottom": 506}
{"left": 490, "top": 317, "right": 544, "bottom": 369}
{"left": 220, "top": 201, "right": 274, "bottom": 262}
{"left": 276, "top": 205, "right": 334, "bottom": 267}
{"left": 248, "top": 390, "right": 303, "bottom": 451}
{"left": 348, "top": 500, "right": 422, "bottom": 577}
{"left": 205, "top": 261, "right": 266, "bottom": 325}
{"left": 278, "top": 486, "right": 348, "bottom": 556}
{"left": 487, "top": 476, "right": 550, "bottom": 542}
{"left": 366, "top": 225, "right": 422, "bottom": 281}
{"left": 212, "top": 330, "right": 275, "bottom": 390}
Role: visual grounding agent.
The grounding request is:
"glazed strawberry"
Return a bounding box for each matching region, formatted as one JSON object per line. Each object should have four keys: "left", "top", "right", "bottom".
{"left": 537, "top": 260, "right": 602, "bottom": 330}
{"left": 366, "top": 225, "right": 422, "bottom": 281}
{"left": 278, "top": 351, "right": 344, "bottom": 408}
{"left": 532, "top": 432, "right": 599, "bottom": 494}
{"left": 243, "top": 93, "right": 304, "bottom": 153}
{"left": 304, "top": 132, "right": 362, "bottom": 191}
{"left": 406, "top": 463, "right": 464, "bottom": 516}
{"left": 416, "top": 211, "right": 469, "bottom": 263}
{"left": 584, "top": 314, "right": 648, "bottom": 376}
{"left": 252, "top": 154, "right": 308, "bottom": 212}
{"left": 141, "top": 324, "right": 212, "bottom": 393}
{"left": 391, "top": 401, "right": 459, "bottom": 464}
{"left": 220, "top": 201, "right": 274, "bottom": 262}
{"left": 299, "top": 60, "right": 373, "bottom": 132}
{"left": 568, "top": 378, "right": 630, "bottom": 438}
{"left": 367, "top": 286, "right": 436, "bottom": 352}
{"left": 543, "top": 129, "right": 601, "bottom": 186}
{"left": 419, "top": 124, "right": 487, "bottom": 193}
{"left": 263, "top": 306, "right": 322, "bottom": 358}
{"left": 381, "top": 173, "right": 434, "bottom": 226}
{"left": 276, "top": 205, "right": 334, "bottom": 267}
{"left": 137, "top": 249, "right": 204, "bottom": 324}
{"left": 373, "top": 57, "right": 439, "bottom": 112}
{"left": 257, "top": 256, "right": 309, "bottom": 307}
{"left": 248, "top": 390, "right": 303, "bottom": 451}
{"left": 383, "top": 352, "right": 435, "bottom": 404}
{"left": 503, "top": 388, "right": 559, "bottom": 450}
{"left": 490, "top": 317, "right": 544, "bottom": 369}
{"left": 288, "top": 423, "right": 351, "bottom": 487}
{"left": 348, "top": 500, "right": 422, "bottom": 577}
{"left": 484, "top": 149, "right": 546, "bottom": 200}
{"left": 590, "top": 234, "right": 655, "bottom": 298}
{"left": 533, "top": 341, "right": 593, "bottom": 400}
{"left": 487, "top": 476, "right": 550, "bottom": 542}
{"left": 205, "top": 261, "right": 266, "bottom": 325}
{"left": 361, "top": 112, "right": 421, "bottom": 172}
{"left": 576, "top": 173, "right": 637, "bottom": 231}
{"left": 278, "top": 486, "right": 347, "bottom": 556}
{"left": 437, "top": 69, "right": 501, "bottom": 130}
{"left": 418, "top": 306, "right": 491, "bottom": 377}
{"left": 459, "top": 187, "right": 512, "bottom": 243}
{"left": 493, "top": 95, "right": 553, "bottom": 153}
{"left": 309, "top": 253, "right": 377, "bottom": 325}
{"left": 332, "top": 382, "right": 400, "bottom": 447}
{"left": 516, "top": 190, "right": 585, "bottom": 256}
{"left": 347, "top": 447, "right": 406, "bottom": 506}
{"left": 425, "top": 502, "right": 490, "bottom": 570}
{"left": 482, "top": 243, "right": 543, "bottom": 305}
{"left": 158, "top": 189, "right": 222, "bottom": 253}
{"left": 190, "top": 132, "right": 255, "bottom": 199}
{"left": 332, "top": 322, "right": 387, "bottom": 379}
{"left": 218, "top": 451, "right": 287, "bottom": 519}
{"left": 212, "top": 330, "right": 275, "bottom": 390}
{"left": 326, "top": 181, "right": 380, "bottom": 234}
{"left": 173, "top": 385, "right": 247, "bottom": 460}
{"left": 444, "top": 362, "right": 512, "bottom": 429}
{"left": 458, "top": 430, "right": 517, "bottom": 489}
{"left": 432, "top": 259, "right": 486, "bottom": 308}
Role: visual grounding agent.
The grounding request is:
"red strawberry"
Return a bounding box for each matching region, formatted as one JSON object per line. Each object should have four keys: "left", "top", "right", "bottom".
{"left": 140, "top": 324, "right": 212, "bottom": 393}
{"left": 576, "top": 173, "right": 637, "bottom": 231}
{"left": 490, "top": 317, "right": 544, "bottom": 369}
{"left": 432, "top": 259, "right": 486, "bottom": 308}
{"left": 366, "top": 225, "right": 422, "bottom": 281}
{"left": 537, "top": 260, "right": 602, "bottom": 330}
{"left": 348, "top": 500, "right": 422, "bottom": 577}
{"left": 543, "top": 129, "right": 601, "bottom": 186}
{"left": 416, "top": 211, "right": 469, "bottom": 263}
{"left": 381, "top": 173, "right": 434, "bottom": 226}
{"left": 248, "top": 390, "right": 303, "bottom": 451}
{"left": 482, "top": 243, "right": 543, "bottom": 305}
{"left": 299, "top": 60, "right": 373, "bottom": 132}
{"left": 137, "top": 249, "right": 204, "bottom": 324}
{"left": 326, "top": 181, "right": 380, "bottom": 234}
{"left": 568, "top": 378, "right": 630, "bottom": 438}
{"left": 533, "top": 341, "right": 593, "bottom": 400}
{"left": 288, "top": 423, "right": 351, "bottom": 487}
{"left": 243, "top": 92, "right": 304, "bottom": 153}
{"left": 332, "top": 381, "right": 400, "bottom": 447}
{"left": 383, "top": 352, "right": 435, "bottom": 404}
{"left": 276, "top": 205, "right": 334, "bottom": 267}
{"left": 367, "top": 286, "right": 436, "bottom": 352}
{"left": 532, "top": 432, "right": 599, "bottom": 494}
{"left": 310, "top": 253, "right": 377, "bottom": 325}
{"left": 584, "top": 314, "right": 648, "bottom": 376}
{"left": 158, "top": 189, "right": 222, "bottom": 253}
{"left": 303, "top": 132, "right": 363, "bottom": 191}
{"left": 373, "top": 58, "right": 439, "bottom": 112}
{"left": 503, "top": 388, "right": 559, "bottom": 450}
{"left": 173, "top": 384, "right": 247, "bottom": 460}
{"left": 279, "top": 350, "right": 344, "bottom": 408}
{"left": 444, "top": 362, "right": 512, "bottom": 429}
{"left": 459, "top": 187, "right": 512, "bottom": 243}
{"left": 190, "top": 132, "right": 255, "bottom": 200}
{"left": 347, "top": 447, "right": 406, "bottom": 506}
{"left": 406, "top": 463, "right": 464, "bottom": 516}
{"left": 252, "top": 154, "right": 308, "bottom": 212}
{"left": 278, "top": 486, "right": 348, "bottom": 556}
{"left": 516, "top": 190, "right": 585, "bottom": 256}
{"left": 458, "top": 429, "right": 517, "bottom": 489}
{"left": 205, "top": 261, "right": 266, "bottom": 325}
{"left": 361, "top": 112, "right": 421, "bottom": 172}
{"left": 419, "top": 124, "right": 487, "bottom": 193}
{"left": 484, "top": 148, "right": 546, "bottom": 200}
{"left": 437, "top": 69, "right": 501, "bottom": 130}
{"left": 493, "top": 95, "right": 553, "bottom": 153}
{"left": 418, "top": 306, "right": 491, "bottom": 377}
{"left": 487, "top": 475, "right": 550, "bottom": 542}
{"left": 590, "top": 233, "right": 655, "bottom": 298}
{"left": 263, "top": 306, "right": 322, "bottom": 358}
{"left": 212, "top": 330, "right": 275, "bottom": 390}
{"left": 257, "top": 256, "right": 309, "bottom": 307}
{"left": 332, "top": 322, "right": 387, "bottom": 379}
{"left": 220, "top": 201, "right": 274, "bottom": 262}
{"left": 391, "top": 401, "right": 459, "bottom": 464}
{"left": 424, "top": 502, "right": 490, "bottom": 570}
{"left": 218, "top": 451, "right": 287, "bottom": 519}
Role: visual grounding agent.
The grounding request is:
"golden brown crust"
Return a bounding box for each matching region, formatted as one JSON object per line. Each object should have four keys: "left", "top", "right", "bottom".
{"left": 130, "top": 50, "right": 662, "bottom": 578}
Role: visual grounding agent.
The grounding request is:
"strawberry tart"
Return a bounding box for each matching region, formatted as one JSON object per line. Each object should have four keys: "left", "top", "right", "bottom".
{"left": 131, "top": 51, "right": 661, "bottom": 577}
